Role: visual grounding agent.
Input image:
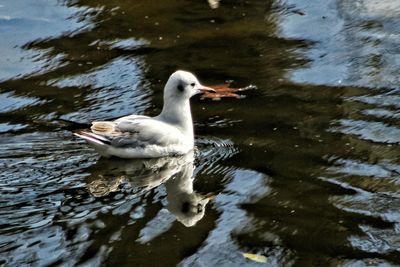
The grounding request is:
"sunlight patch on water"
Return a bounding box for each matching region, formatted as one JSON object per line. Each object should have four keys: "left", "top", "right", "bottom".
{"left": 277, "top": 0, "right": 400, "bottom": 88}
{"left": 49, "top": 56, "right": 151, "bottom": 122}
{"left": 350, "top": 224, "right": 400, "bottom": 254}
{"left": 331, "top": 190, "right": 400, "bottom": 255}
{"left": 0, "top": 123, "right": 26, "bottom": 133}
{"left": 362, "top": 109, "right": 400, "bottom": 120}
{"left": 0, "top": 0, "right": 99, "bottom": 81}
{"left": 330, "top": 119, "right": 400, "bottom": 144}
{"left": 349, "top": 94, "right": 400, "bottom": 109}
{"left": 0, "top": 91, "right": 44, "bottom": 113}
{"left": 181, "top": 169, "right": 290, "bottom": 266}
{"left": 90, "top": 38, "right": 149, "bottom": 50}
{"left": 328, "top": 158, "right": 397, "bottom": 179}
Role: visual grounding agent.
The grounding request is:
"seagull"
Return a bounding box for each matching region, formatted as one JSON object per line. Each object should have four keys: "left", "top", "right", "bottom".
{"left": 74, "top": 70, "right": 215, "bottom": 158}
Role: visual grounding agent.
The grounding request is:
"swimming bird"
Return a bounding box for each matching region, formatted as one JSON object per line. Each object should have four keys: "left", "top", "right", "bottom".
{"left": 74, "top": 70, "right": 215, "bottom": 158}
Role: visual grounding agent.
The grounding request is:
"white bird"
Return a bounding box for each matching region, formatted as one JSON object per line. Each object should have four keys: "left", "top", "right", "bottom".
{"left": 74, "top": 70, "right": 215, "bottom": 158}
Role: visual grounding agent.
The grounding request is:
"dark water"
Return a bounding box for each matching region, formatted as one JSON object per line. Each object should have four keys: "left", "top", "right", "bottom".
{"left": 1, "top": 0, "right": 400, "bottom": 266}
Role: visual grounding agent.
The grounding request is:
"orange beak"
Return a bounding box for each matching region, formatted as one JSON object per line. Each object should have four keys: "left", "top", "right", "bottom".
{"left": 198, "top": 85, "right": 216, "bottom": 94}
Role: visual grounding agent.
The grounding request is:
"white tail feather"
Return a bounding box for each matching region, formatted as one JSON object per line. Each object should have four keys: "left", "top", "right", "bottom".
{"left": 74, "top": 132, "right": 106, "bottom": 146}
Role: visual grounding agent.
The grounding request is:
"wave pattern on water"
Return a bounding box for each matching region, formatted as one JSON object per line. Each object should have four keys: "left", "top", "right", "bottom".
{"left": 277, "top": 0, "right": 400, "bottom": 264}
{"left": 0, "top": 131, "right": 95, "bottom": 266}
{"left": 49, "top": 56, "right": 151, "bottom": 122}
{"left": 2, "top": 0, "right": 400, "bottom": 265}
{"left": 325, "top": 85, "right": 400, "bottom": 263}
{"left": 0, "top": 0, "right": 99, "bottom": 81}
{"left": 195, "top": 136, "right": 239, "bottom": 176}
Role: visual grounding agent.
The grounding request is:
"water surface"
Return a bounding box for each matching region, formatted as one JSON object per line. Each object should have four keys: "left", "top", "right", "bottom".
{"left": 1, "top": 0, "right": 400, "bottom": 266}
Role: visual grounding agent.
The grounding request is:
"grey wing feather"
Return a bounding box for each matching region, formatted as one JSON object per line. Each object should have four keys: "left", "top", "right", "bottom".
{"left": 110, "top": 137, "right": 144, "bottom": 148}
{"left": 110, "top": 119, "right": 183, "bottom": 148}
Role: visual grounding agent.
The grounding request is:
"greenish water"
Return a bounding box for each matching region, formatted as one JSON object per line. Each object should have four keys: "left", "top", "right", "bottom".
{"left": 1, "top": 0, "right": 400, "bottom": 266}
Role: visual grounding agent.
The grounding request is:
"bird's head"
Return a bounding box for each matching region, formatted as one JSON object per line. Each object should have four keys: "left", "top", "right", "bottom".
{"left": 164, "top": 70, "right": 215, "bottom": 101}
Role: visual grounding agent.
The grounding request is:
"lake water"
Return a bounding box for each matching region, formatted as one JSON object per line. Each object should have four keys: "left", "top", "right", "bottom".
{"left": 1, "top": 0, "right": 400, "bottom": 266}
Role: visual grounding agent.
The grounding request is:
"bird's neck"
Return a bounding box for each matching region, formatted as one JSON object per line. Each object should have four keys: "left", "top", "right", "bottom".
{"left": 158, "top": 98, "right": 194, "bottom": 138}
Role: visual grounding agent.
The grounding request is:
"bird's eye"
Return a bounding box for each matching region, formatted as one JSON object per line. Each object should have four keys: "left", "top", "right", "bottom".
{"left": 190, "top": 83, "right": 195, "bottom": 87}
{"left": 197, "top": 203, "right": 203, "bottom": 213}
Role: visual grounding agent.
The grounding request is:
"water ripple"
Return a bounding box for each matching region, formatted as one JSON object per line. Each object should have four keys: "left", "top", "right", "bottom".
{"left": 0, "top": 0, "right": 99, "bottom": 81}
{"left": 195, "top": 136, "right": 239, "bottom": 176}
{"left": 49, "top": 56, "right": 151, "bottom": 122}
{"left": 331, "top": 119, "right": 400, "bottom": 144}
{"left": 0, "top": 131, "right": 95, "bottom": 266}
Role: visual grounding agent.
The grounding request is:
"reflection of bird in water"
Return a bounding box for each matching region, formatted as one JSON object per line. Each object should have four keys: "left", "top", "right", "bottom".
{"left": 86, "top": 151, "right": 214, "bottom": 227}
{"left": 164, "top": 154, "right": 214, "bottom": 227}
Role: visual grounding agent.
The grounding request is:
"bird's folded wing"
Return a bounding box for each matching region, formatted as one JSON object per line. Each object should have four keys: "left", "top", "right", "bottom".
{"left": 90, "top": 118, "right": 183, "bottom": 148}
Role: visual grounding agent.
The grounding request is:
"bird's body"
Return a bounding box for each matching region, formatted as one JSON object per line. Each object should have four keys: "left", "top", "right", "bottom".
{"left": 74, "top": 70, "right": 214, "bottom": 158}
